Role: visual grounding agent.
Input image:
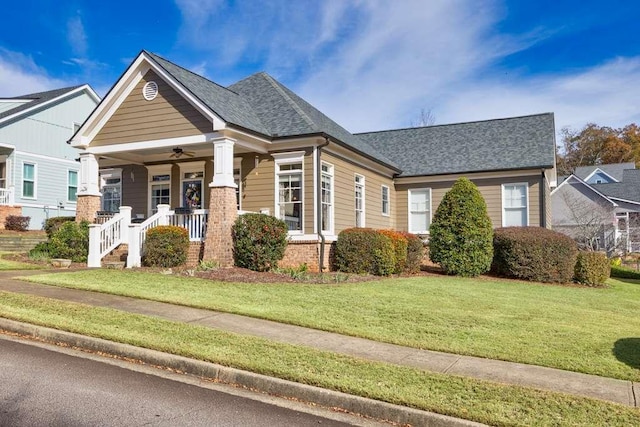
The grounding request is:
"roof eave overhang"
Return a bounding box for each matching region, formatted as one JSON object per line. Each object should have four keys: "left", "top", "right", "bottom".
{"left": 396, "top": 164, "right": 554, "bottom": 183}
{"left": 271, "top": 131, "right": 402, "bottom": 174}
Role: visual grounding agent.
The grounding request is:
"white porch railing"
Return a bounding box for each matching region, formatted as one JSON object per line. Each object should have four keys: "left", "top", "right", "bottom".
{"left": 87, "top": 207, "right": 131, "bottom": 268}
{"left": 169, "top": 209, "right": 209, "bottom": 240}
{"left": 0, "top": 187, "right": 14, "bottom": 205}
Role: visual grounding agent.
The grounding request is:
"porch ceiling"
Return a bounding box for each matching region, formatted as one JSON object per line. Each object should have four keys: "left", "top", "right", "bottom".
{"left": 96, "top": 141, "right": 257, "bottom": 166}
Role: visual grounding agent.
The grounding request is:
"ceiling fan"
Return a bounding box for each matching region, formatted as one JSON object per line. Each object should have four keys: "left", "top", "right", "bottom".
{"left": 169, "top": 147, "right": 195, "bottom": 158}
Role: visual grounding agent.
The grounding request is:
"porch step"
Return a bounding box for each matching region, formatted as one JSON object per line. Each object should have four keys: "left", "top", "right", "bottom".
{"left": 102, "top": 245, "right": 128, "bottom": 266}
{"left": 0, "top": 234, "right": 47, "bottom": 252}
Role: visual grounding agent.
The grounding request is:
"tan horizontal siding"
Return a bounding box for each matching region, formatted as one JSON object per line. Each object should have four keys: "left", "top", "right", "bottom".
{"left": 93, "top": 70, "right": 212, "bottom": 146}
{"left": 240, "top": 154, "right": 276, "bottom": 215}
{"left": 395, "top": 174, "right": 542, "bottom": 232}
{"left": 322, "top": 152, "right": 394, "bottom": 234}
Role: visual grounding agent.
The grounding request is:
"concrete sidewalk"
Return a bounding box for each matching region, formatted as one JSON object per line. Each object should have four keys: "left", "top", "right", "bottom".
{"left": 0, "top": 269, "right": 637, "bottom": 407}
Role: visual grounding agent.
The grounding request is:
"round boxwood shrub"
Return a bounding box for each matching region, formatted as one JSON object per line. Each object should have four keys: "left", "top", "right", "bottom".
{"left": 492, "top": 227, "right": 578, "bottom": 283}
{"left": 429, "top": 177, "right": 493, "bottom": 277}
{"left": 398, "top": 231, "right": 424, "bottom": 273}
{"left": 143, "top": 225, "right": 190, "bottom": 268}
{"left": 574, "top": 251, "right": 610, "bottom": 287}
{"left": 5, "top": 215, "right": 30, "bottom": 231}
{"left": 233, "top": 213, "right": 288, "bottom": 272}
{"left": 33, "top": 220, "right": 90, "bottom": 262}
{"left": 378, "top": 230, "right": 408, "bottom": 273}
{"left": 334, "top": 228, "right": 395, "bottom": 276}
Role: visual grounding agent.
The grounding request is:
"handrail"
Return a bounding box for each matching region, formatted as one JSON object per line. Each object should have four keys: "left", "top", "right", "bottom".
{"left": 98, "top": 213, "right": 124, "bottom": 258}
{"left": 0, "top": 188, "right": 12, "bottom": 205}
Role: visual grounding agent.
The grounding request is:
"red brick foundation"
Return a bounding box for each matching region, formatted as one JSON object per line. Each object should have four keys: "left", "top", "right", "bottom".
{"left": 76, "top": 195, "right": 101, "bottom": 223}
{"left": 279, "top": 240, "right": 336, "bottom": 272}
{"left": 202, "top": 187, "right": 237, "bottom": 267}
{"left": 186, "top": 241, "right": 204, "bottom": 267}
{"left": 0, "top": 205, "right": 22, "bottom": 230}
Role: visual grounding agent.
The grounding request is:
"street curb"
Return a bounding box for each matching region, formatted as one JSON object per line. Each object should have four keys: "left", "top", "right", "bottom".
{"left": 0, "top": 318, "right": 484, "bottom": 427}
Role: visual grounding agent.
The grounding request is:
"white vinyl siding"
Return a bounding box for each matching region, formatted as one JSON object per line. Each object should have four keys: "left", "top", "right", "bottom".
{"left": 502, "top": 183, "right": 528, "bottom": 226}
{"left": 408, "top": 188, "right": 431, "bottom": 233}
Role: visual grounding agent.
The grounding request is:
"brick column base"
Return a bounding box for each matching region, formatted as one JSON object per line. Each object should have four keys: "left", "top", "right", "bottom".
{"left": 203, "top": 187, "right": 238, "bottom": 267}
{"left": 76, "top": 195, "right": 101, "bottom": 223}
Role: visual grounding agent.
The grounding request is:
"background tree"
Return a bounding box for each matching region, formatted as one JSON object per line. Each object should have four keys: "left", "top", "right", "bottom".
{"left": 410, "top": 108, "right": 436, "bottom": 127}
{"left": 429, "top": 177, "right": 493, "bottom": 277}
{"left": 557, "top": 123, "right": 640, "bottom": 175}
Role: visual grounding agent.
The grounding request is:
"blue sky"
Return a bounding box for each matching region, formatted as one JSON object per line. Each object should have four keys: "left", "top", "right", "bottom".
{"left": 2, "top": 1, "right": 639, "bottom": 135}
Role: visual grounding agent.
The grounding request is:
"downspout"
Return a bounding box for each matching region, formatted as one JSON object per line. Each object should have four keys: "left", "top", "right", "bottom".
{"left": 540, "top": 170, "right": 546, "bottom": 228}
{"left": 317, "top": 137, "right": 331, "bottom": 271}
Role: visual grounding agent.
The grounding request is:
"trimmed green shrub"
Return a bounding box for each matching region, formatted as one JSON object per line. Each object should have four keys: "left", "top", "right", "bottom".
{"left": 143, "top": 226, "right": 190, "bottom": 268}
{"left": 574, "top": 251, "right": 610, "bottom": 286}
{"left": 5, "top": 215, "right": 30, "bottom": 231}
{"left": 611, "top": 265, "right": 640, "bottom": 280}
{"left": 34, "top": 221, "right": 89, "bottom": 262}
{"left": 378, "top": 230, "right": 408, "bottom": 273}
{"left": 334, "top": 228, "right": 395, "bottom": 276}
{"left": 429, "top": 178, "right": 494, "bottom": 277}
{"left": 492, "top": 227, "right": 578, "bottom": 283}
{"left": 398, "top": 231, "right": 424, "bottom": 273}
{"left": 233, "top": 213, "right": 288, "bottom": 272}
{"left": 44, "top": 216, "right": 75, "bottom": 237}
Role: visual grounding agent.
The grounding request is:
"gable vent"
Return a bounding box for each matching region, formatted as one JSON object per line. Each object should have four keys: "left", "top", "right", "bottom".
{"left": 142, "top": 81, "right": 158, "bottom": 101}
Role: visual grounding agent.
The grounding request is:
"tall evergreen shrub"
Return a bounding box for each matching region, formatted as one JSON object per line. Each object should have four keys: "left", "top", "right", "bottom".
{"left": 429, "top": 178, "right": 493, "bottom": 276}
{"left": 233, "top": 213, "right": 288, "bottom": 272}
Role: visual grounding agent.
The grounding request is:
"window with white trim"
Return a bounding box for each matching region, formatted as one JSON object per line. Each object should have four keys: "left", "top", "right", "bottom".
{"left": 502, "top": 183, "right": 528, "bottom": 227}
{"left": 67, "top": 170, "right": 78, "bottom": 202}
{"left": 277, "top": 162, "right": 303, "bottom": 232}
{"left": 355, "top": 174, "right": 365, "bottom": 227}
{"left": 22, "top": 162, "right": 36, "bottom": 199}
{"left": 100, "top": 169, "right": 122, "bottom": 212}
{"left": 381, "top": 185, "right": 390, "bottom": 216}
{"left": 408, "top": 188, "right": 431, "bottom": 233}
{"left": 321, "top": 162, "right": 333, "bottom": 233}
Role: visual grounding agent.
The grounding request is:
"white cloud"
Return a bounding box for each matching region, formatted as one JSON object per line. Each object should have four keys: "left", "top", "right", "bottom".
{"left": 0, "top": 49, "right": 67, "bottom": 96}
{"left": 67, "top": 15, "right": 88, "bottom": 57}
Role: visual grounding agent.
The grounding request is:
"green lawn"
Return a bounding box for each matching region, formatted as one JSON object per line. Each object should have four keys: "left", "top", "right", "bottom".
{"left": 21, "top": 269, "right": 640, "bottom": 381}
{"left": 1, "top": 291, "right": 638, "bottom": 427}
{"left": 0, "top": 252, "right": 44, "bottom": 270}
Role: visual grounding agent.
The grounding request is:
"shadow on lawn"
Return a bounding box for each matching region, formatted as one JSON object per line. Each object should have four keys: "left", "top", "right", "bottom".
{"left": 613, "top": 338, "right": 640, "bottom": 369}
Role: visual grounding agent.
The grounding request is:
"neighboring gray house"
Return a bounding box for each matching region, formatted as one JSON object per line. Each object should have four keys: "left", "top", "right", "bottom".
{"left": 552, "top": 163, "right": 640, "bottom": 253}
{"left": 0, "top": 85, "right": 99, "bottom": 229}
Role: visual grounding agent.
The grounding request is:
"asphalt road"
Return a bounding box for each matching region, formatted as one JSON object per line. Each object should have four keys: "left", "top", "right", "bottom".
{"left": 0, "top": 335, "right": 373, "bottom": 426}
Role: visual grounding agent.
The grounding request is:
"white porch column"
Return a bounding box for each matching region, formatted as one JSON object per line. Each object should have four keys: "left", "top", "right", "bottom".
{"left": 78, "top": 152, "right": 101, "bottom": 196}
{"left": 211, "top": 137, "right": 238, "bottom": 189}
{"left": 119, "top": 206, "right": 132, "bottom": 245}
{"left": 87, "top": 224, "right": 101, "bottom": 267}
{"left": 157, "top": 204, "right": 171, "bottom": 226}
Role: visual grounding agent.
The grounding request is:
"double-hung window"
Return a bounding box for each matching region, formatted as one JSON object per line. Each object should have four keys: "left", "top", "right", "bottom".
{"left": 355, "top": 174, "right": 365, "bottom": 227}
{"left": 408, "top": 188, "right": 431, "bottom": 233}
{"left": 68, "top": 170, "right": 78, "bottom": 202}
{"left": 321, "top": 162, "right": 333, "bottom": 234}
{"left": 22, "top": 163, "right": 36, "bottom": 199}
{"left": 381, "top": 185, "right": 390, "bottom": 216}
{"left": 502, "top": 183, "right": 528, "bottom": 226}
{"left": 274, "top": 154, "right": 304, "bottom": 233}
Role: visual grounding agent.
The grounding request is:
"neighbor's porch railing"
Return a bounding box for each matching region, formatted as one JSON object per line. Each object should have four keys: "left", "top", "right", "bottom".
{"left": 0, "top": 187, "right": 15, "bottom": 205}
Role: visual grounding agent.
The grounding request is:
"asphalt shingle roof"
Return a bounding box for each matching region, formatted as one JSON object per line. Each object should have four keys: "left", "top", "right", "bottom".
{"left": 592, "top": 169, "right": 640, "bottom": 203}
{"left": 0, "top": 86, "right": 83, "bottom": 123}
{"left": 574, "top": 162, "right": 635, "bottom": 182}
{"left": 356, "top": 113, "right": 556, "bottom": 177}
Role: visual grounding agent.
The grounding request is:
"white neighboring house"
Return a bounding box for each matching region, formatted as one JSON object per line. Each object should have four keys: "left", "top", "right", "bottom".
{"left": 551, "top": 163, "right": 640, "bottom": 254}
{"left": 0, "top": 85, "right": 100, "bottom": 229}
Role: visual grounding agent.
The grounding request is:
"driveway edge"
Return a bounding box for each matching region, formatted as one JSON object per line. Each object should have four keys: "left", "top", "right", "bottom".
{"left": 0, "top": 318, "right": 484, "bottom": 427}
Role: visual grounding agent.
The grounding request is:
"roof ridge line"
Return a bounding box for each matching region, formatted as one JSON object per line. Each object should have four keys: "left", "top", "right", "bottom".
{"left": 261, "top": 73, "right": 317, "bottom": 131}
{"left": 355, "top": 112, "right": 554, "bottom": 136}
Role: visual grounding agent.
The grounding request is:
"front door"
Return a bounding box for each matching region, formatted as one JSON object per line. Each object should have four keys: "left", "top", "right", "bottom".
{"left": 182, "top": 180, "right": 202, "bottom": 209}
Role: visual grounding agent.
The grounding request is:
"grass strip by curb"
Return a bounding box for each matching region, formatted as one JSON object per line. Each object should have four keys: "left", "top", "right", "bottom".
{"left": 0, "top": 291, "right": 638, "bottom": 427}
{"left": 20, "top": 269, "right": 640, "bottom": 381}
